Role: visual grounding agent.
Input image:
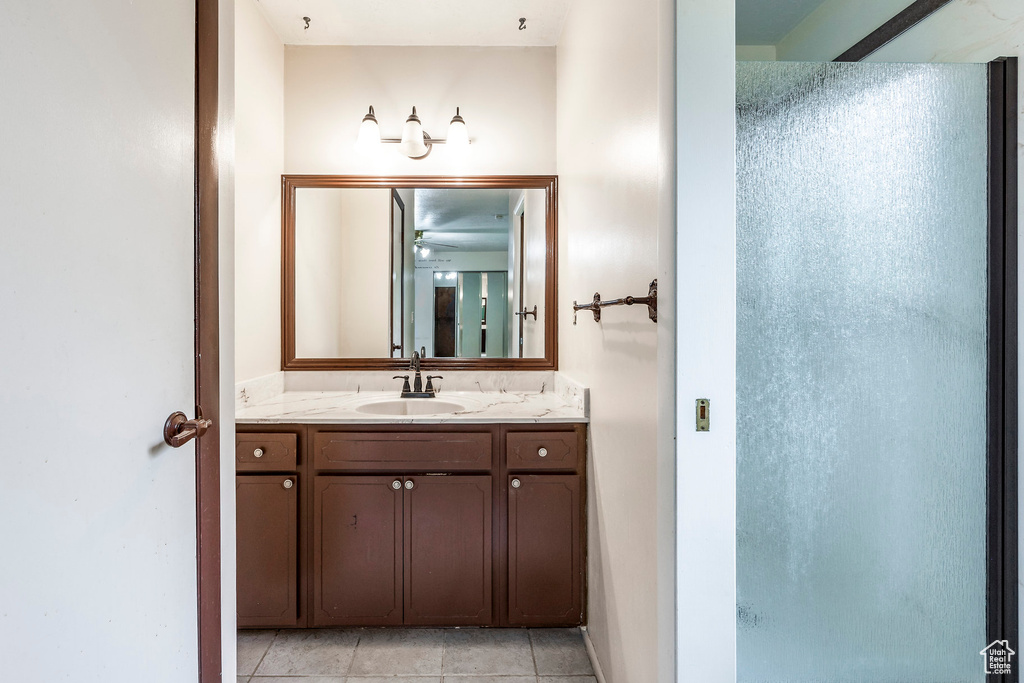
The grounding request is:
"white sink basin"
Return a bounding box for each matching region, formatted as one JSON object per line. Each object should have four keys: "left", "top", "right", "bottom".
{"left": 355, "top": 399, "right": 466, "bottom": 416}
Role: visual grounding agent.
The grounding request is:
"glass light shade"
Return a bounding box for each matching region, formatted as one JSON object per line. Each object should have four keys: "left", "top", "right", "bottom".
{"left": 447, "top": 107, "right": 470, "bottom": 149}
{"left": 399, "top": 106, "right": 429, "bottom": 158}
{"left": 355, "top": 106, "right": 380, "bottom": 151}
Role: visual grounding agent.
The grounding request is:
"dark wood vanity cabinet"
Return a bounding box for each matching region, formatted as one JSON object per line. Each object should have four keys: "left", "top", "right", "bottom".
{"left": 235, "top": 429, "right": 302, "bottom": 628}
{"left": 504, "top": 428, "right": 585, "bottom": 627}
{"left": 314, "top": 476, "right": 403, "bottom": 626}
{"left": 404, "top": 475, "right": 493, "bottom": 625}
{"left": 236, "top": 475, "right": 300, "bottom": 626}
{"left": 237, "top": 422, "right": 585, "bottom": 629}
{"left": 312, "top": 474, "right": 493, "bottom": 627}
{"left": 507, "top": 474, "right": 582, "bottom": 625}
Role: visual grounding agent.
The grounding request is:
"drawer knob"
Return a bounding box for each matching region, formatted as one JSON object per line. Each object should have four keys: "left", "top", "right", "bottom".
{"left": 511, "top": 478, "right": 521, "bottom": 489}
{"left": 391, "top": 480, "right": 402, "bottom": 490}
{"left": 282, "top": 479, "right": 293, "bottom": 489}
{"left": 253, "top": 448, "right": 264, "bottom": 458}
{"left": 537, "top": 447, "right": 548, "bottom": 458}
{"left": 405, "top": 480, "right": 415, "bottom": 490}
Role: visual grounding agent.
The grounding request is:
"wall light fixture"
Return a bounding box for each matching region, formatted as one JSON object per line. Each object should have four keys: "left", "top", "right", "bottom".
{"left": 356, "top": 106, "right": 471, "bottom": 159}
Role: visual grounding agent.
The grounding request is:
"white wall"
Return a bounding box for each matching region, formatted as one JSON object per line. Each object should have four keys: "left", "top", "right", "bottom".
{"left": 556, "top": 0, "right": 676, "bottom": 678}
{"left": 736, "top": 45, "right": 777, "bottom": 61}
{"left": 774, "top": 0, "right": 1023, "bottom": 65}
{"left": 294, "top": 188, "right": 391, "bottom": 357}
{"left": 774, "top": 0, "right": 908, "bottom": 61}
{"left": 398, "top": 188, "right": 417, "bottom": 354}
{"left": 285, "top": 46, "right": 556, "bottom": 175}
{"left": 676, "top": 2, "right": 737, "bottom": 677}
{"left": 519, "top": 189, "right": 547, "bottom": 358}
{"left": 510, "top": 196, "right": 522, "bottom": 355}
{"left": 415, "top": 251, "right": 510, "bottom": 271}
{"left": 234, "top": 0, "right": 284, "bottom": 382}
{"left": 240, "top": 44, "right": 556, "bottom": 366}
{"left": 414, "top": 268, "right": 436, "bottom": 356}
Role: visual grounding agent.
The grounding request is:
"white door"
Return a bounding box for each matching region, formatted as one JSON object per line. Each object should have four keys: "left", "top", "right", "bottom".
{"left": 0, "top": 2, "right": 200, "bottom": 681}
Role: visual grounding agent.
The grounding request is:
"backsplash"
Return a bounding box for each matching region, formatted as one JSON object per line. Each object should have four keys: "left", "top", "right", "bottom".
{"left": 235, "top": 370, "right": 589, "bottom": 417}
{"left": 235, "top": 371, "right": 284, "bottom": 408}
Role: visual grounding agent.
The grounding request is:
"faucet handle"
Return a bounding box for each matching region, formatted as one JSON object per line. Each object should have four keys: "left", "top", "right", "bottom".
{"left": 392, "top": 375, "right": 411, "bottom": 394}
{"left": 425, "top": 375, "right": 444, "bottom": 394}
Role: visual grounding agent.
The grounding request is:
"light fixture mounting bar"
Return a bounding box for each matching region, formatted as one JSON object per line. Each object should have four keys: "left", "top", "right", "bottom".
{"left": 378, "top": 138, "right": 470, "bottom": 145}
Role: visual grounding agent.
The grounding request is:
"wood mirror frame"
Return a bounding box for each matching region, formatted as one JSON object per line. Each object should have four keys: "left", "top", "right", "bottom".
{"left": 282, "top": 175, "right": 558, "bottom": 370}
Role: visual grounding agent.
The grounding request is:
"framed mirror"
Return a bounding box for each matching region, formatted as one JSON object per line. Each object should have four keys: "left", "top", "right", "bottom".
{"left": 282, "top": 175, "right": 558, "bottom": 370}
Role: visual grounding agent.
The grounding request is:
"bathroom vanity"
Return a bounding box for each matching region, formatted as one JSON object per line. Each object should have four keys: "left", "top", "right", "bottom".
{"left": 234, "top": 175, "right": 583, "bottom": 629}
{"left": 234, "top": 385, "right": 587, "bottom": 630}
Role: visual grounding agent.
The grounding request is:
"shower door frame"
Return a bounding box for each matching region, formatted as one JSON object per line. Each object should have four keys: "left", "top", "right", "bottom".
{"left": 987, "top": 56, "right": 1018, "bottom": 664}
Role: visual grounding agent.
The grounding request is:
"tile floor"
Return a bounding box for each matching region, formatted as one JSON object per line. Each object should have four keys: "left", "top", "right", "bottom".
{"left": 237, "top": 628, "right": 597, "bottom": 683}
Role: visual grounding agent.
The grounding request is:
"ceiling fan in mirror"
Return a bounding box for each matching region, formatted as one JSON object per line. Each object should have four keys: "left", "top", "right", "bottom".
{"left": 414, "top": 229, "right": 460, "bottom": 256}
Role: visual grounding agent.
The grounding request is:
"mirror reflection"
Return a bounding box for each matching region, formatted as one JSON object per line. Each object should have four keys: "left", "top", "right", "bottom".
{"left": 292, "top": 184, "right": 549, "bottom": 361}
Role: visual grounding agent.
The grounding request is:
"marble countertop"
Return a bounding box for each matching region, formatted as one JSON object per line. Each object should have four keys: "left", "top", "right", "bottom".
{"left": 235, "top": 389, "right": 588, "bottom": 424}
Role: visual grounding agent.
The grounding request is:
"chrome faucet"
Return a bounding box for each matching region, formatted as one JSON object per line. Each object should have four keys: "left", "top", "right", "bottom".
{"left": 393, "top": 351, "right": 442, "bottom": 398}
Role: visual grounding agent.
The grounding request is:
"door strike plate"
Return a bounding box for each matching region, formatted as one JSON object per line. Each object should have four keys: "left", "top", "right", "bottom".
{"left": 696, "top": 399, "right": 710, "bottom": 432}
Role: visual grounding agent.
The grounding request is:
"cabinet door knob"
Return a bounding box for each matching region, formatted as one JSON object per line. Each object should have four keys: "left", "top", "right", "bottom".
{"left": 282, "top": 479, "right": 293, "bottom": 489}
{"left": 405, "top": 479, "right": 415, "bottom": 490}
{"left": 511, "top": 478, "right": 521, "bottom": 489}
{"left": 537, "top": 447, "right": 548, "bottom": 457}
{"left": 391, "top": 479, "right": 402, "bottom": 490}
{"left": 253, "top": 448, "right": 264, "bottom": 458}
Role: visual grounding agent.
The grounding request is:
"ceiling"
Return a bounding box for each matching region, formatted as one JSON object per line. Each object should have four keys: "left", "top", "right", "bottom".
{"left": 736, "top": 0, "right": 829, "bottom": 45}
{"left": 254, "top": 0, "right": 573, "bottom": 46}
{"left": 414, "top": 189, "right": 511, "bottom": 253}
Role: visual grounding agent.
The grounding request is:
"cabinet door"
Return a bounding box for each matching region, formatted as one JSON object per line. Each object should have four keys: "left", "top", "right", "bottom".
{"left": 236, "top": 475, "right": 299, "bottom": 627}
{"left": 508, "top": 474, "right": 582, "bottom": 626}
{"left": 404, "top": 476, "right": 493, "bottom": 625}
{"left": 314, "top": 476, "right": 403, "bottom": 626}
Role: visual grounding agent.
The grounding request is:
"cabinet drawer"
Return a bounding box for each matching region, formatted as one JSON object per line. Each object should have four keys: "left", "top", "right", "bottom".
{"left": 236, "top": 433, "right": 298, "bottom": 471}
{"left": 314, "top": 431, "right": 493, "bottom": 472}
{"left": 506, "top": 431, "right": 579, "bottom": 471}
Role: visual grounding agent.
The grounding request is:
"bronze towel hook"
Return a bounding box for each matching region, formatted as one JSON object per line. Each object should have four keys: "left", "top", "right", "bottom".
{"left": 573, "top": 279, "right": 657, "bottom": 325}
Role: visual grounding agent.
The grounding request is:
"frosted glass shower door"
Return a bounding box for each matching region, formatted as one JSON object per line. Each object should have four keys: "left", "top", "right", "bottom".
{"left": 737, "top": 62, "right": 990, "bottom": 682}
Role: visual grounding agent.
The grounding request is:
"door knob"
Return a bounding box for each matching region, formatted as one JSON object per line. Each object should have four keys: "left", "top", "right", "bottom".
{"left": 163, "top": 409, "right": 213, "bottom": 448}
{"left": 405, "top": 479, "right": 415, "bottom": 490}
{"left": 282, "top": 479, "right": 293, "bottom": 489}
{"left": 511, "top": 478, "right": 521, "bottom": 489}
{"left": 392, "top": 480, "right": 402, "bottom": 490}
